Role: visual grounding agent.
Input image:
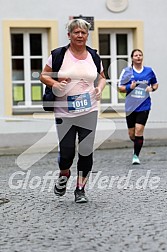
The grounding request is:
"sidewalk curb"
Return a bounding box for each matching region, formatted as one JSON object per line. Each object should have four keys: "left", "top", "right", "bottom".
{"left": 1, "top": 137, "right": 167, "bottom": 156}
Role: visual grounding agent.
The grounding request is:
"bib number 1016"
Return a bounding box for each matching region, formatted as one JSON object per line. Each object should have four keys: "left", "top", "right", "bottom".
{"left": 67, "top": 93, "right": 91, "bottom": 112}
{"left": 72, "top": 99, "right": 88, "bottom": 108}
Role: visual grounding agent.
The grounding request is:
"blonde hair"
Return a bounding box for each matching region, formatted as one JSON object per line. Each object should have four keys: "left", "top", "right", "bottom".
{"left": 67, "top": 19, "right": 91, "bottom": 33}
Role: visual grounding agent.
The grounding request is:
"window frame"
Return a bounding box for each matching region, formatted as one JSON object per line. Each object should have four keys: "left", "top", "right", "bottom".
{"left": 3, "top": 20, "right": 58, "bottom": 115}
{"left": 91, "top": 20, "right": 144, "bottom": 113}
{"left": 99, "top": 28, "right": 132, "bottom": 108}
{"left": 11, "top": 28, "right": 48, "bottom": 111}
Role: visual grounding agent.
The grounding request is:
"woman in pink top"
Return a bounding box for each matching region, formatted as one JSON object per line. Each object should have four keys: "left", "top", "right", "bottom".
{"left": 40, "top": 19, "right": 106, "bottom": 203}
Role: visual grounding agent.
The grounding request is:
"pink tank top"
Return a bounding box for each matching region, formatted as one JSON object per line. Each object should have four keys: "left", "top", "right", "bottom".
{"left": 47, "top": 49, "right": 101, "bottom": 117}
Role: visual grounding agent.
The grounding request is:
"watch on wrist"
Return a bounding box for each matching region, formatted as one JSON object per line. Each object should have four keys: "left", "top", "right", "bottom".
{"left": 151, "top": 86, "right": 156, "bottom": 92}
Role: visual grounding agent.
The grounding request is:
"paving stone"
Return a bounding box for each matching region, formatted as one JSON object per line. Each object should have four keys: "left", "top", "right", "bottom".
{"left": 0, "top": 146, "right": 167, "bottom": 251}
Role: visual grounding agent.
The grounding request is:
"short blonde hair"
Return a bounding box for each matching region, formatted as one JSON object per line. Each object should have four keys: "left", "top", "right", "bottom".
{"left": 67, "top": 19, "right": 91, "bottom": 33}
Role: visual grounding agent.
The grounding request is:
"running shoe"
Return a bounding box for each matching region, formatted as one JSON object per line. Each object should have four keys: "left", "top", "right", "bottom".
{"left": 74, "top": 188, "right": 88, "bottom": 203}
{"left": 54, "top": 171, "right": 71, "bottom": 196}
{"left": 132, "top": 154, "right": 140, "bottom": 165}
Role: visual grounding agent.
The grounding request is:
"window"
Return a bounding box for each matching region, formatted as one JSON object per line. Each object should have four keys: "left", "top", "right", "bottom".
{"left": 99, "top": 29, "right": 132, "bottom": 110}
{"left": 11, "top": 29, "right": 48, "bottom": 112}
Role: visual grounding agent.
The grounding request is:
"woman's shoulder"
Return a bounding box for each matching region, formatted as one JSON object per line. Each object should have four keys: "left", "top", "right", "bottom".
{"left": 51, "top": 45, "right": 69, "bottom": 55}
{"left": 143, "top": 66, "right": 157, "bottom": 75}
{"left": 143, "top": 66, "right": 153, "bottom": 71}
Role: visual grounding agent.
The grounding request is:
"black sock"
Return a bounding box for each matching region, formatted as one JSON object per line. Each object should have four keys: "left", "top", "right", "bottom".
{"left": 134, "top": 136, "right": 144, "bottom": 156}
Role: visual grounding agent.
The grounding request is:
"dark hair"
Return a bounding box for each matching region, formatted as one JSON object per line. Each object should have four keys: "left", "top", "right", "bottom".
{"left": 131, "top": 49, "right": 143, "bottom": 67}
{"left": 131, "top": 49, "right": 143, "bottom": 58}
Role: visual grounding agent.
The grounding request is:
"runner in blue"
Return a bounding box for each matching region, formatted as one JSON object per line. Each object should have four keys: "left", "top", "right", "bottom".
{"left": 118, "top": 49, "right": 158, "bottom": 164}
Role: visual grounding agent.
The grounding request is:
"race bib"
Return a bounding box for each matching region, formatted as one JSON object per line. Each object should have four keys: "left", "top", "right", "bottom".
{"left": 67, "top": 93, "right": 91, "bottom": 113}
{"left": 130, "top": 83, "right": 148, "bottom": 99}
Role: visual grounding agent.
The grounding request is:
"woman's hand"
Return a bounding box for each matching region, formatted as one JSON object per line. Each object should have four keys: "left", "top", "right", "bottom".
{"left": 52, "top": 78, "right": 72, "bottom": 97}
{"left": 53, "top": 80, "right": 68, "bottom": 91}
{"left": 145, "top": 86, "right": 153, "bottom": 93}
{"left": 130, "top": 80, "right": 136, "bottom": 89}
{"left": 145, "top": 85, "right": 158, "bottom": 93}
{"left": 95, "top": 87, "right": 102, "bottom": 101}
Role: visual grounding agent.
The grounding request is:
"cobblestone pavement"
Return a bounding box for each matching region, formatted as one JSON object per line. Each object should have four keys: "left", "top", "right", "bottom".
{"left": 0, "top": 146, "right": 167, "bottom": 252}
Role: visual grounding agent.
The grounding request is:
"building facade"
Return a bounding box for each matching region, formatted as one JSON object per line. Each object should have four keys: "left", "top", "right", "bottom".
{"left": 0, "top": 0, "right": 166, "bottom": 124}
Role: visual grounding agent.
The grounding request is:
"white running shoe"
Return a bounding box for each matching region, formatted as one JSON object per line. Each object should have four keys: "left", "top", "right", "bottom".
{"left": 132, "top": 154, "right": 140, "bottom": 165}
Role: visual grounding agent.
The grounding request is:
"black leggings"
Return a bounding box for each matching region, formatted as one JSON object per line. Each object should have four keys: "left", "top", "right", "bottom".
{"left": 55, "top": 111, "right": 98, "bottom": 178}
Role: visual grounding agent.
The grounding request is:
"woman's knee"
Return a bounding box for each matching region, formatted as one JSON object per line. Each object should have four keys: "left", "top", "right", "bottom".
{"left": 135, "top": 124, "right": 145, "bottom": 136}
{"left": 128, "top": 128, "right": 135, "bottom": 141}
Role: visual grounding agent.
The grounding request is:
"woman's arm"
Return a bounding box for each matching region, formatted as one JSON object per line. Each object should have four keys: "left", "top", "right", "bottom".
{"left": 95, "top": 71, "right": 106, "bottom": 100}
{"left": 40, "top": 64, "right": 55, "bottom": 87}
{"left": 146, "top": 83, "right": 159, "bottom": 92}
{"left": 118, "top": 85, "right": 127, "bottom": 93}
{"left": 151, "top": 83, "right": 158, "bottom": 91}
{"left": 118, "top": 81, "right": 136, "bottom": 93}
{"left": 40, "top": 64, "right": 67, "bottom": 91}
